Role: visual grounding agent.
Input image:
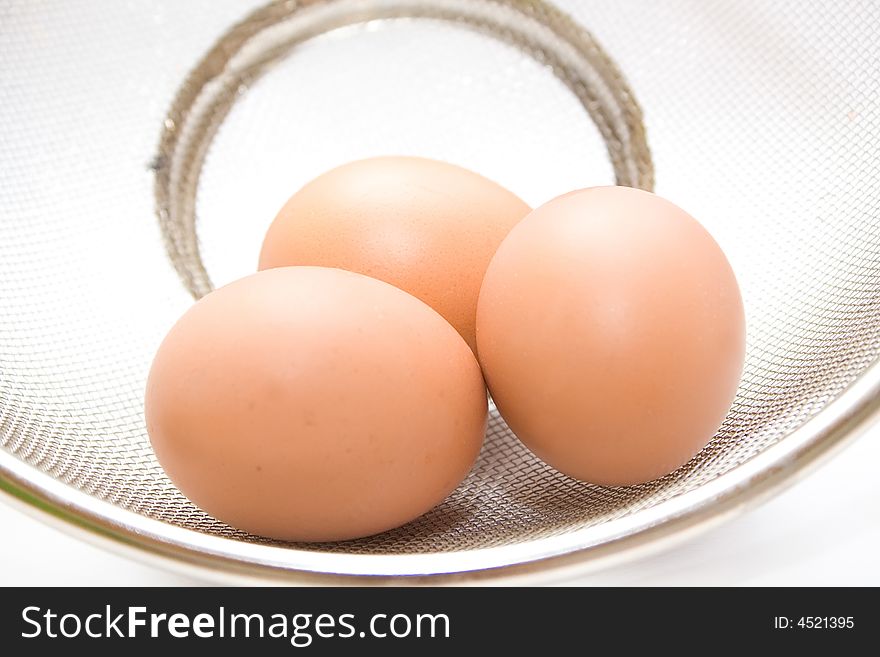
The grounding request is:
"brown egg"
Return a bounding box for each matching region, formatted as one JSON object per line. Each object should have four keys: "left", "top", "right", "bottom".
{"left": 145, "top": 266, "right": 487, "bottom": 542}
{"left": 258, "top": 156, "right": 530, "bottom": 353}
{"left": 476, "top": 186, "right": 745, "bottom": 486}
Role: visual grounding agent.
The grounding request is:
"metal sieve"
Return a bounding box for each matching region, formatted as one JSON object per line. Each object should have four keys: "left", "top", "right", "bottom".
{"left": 1, "top": 0, "right": 879, "bottom": 584}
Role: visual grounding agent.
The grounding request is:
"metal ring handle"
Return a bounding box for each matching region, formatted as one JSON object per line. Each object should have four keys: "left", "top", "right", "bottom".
{"left": 153, "top": 0, "right": 654, "bottom": 298}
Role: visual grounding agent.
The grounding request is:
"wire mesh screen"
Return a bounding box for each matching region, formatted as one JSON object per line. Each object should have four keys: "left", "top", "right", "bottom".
{"left": 1, "top": 0, "right": 879, "bottom": 569}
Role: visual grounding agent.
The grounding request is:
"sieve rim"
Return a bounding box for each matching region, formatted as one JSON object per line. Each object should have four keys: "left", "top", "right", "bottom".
{"left": 1, "top": 356, "right": 877, "bottom": 584}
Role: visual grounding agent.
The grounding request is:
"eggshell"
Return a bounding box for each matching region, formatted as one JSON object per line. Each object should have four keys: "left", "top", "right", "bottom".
{"left": 145, "top": 266, "right": 487, "bottom": 542}
{"left": 258, "top": 156, "right": 530, "bottom": 353}
{"left": 476, "top": 186, "right": 745, "bottom": 486}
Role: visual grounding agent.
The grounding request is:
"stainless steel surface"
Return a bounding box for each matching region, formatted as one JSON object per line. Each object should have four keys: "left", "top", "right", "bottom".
{"left": 1, "top": 0, "right": 879, "bottom": 582}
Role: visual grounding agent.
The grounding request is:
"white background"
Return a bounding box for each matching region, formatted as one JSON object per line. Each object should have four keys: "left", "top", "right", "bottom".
{"left": 1, "top": 421, "right": 877, "bottom": 586}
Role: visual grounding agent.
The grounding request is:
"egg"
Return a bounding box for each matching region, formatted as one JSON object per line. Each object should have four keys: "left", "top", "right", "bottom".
{"left": 258, "top": 156, "right": 530, "bottom": 352}
{"left": 476, "top": 186, "right": 745, "bottom": 486}
{"left": 145, "top": 266, "right": 487, "bottom": 542}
